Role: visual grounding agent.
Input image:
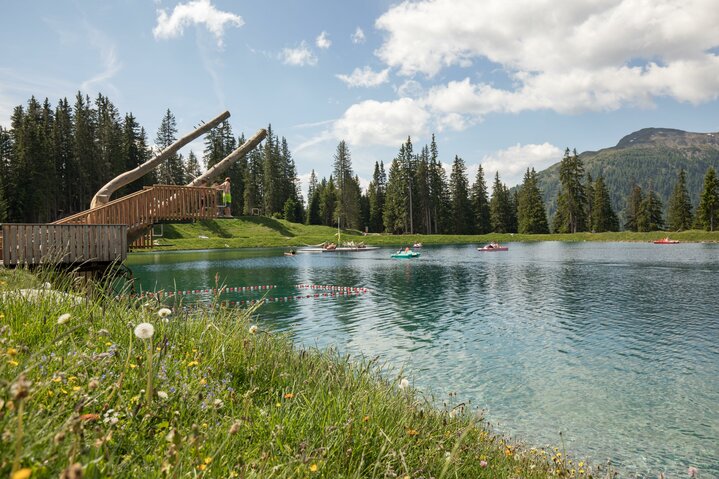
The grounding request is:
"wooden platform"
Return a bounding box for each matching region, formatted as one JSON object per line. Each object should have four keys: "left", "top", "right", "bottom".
{"left": 1, "top": 223, "right": 128, "bottom": 268}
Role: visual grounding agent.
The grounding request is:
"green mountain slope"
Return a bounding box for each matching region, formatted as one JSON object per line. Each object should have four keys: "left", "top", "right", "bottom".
{"left": 535, "top": 128, "right": 719, "bottom": 224}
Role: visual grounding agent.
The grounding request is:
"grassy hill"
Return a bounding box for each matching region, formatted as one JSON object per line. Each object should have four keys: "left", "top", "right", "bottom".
{"left": 146, "top": 217, "right": 719, "bottom": 251}
{"left": 535, "top": 128, "right": 719, "bottom": 223}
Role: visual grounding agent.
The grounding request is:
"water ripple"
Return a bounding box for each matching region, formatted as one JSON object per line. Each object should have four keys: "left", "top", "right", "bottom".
{"left": 128, "top": 242, "right": 719, "bottom": 478}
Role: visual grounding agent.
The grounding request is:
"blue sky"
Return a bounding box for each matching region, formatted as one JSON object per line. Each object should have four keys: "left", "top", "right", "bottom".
{"left": 2, "top": 0, "right": 718, "bottom": 194}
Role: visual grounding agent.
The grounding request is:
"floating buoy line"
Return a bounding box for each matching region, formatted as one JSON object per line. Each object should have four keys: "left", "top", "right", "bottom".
{"left": 119, "top": 283, "right": 369, "bottom": 307}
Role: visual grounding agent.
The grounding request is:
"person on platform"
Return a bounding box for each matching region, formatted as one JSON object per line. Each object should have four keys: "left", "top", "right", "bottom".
{"left": 218, "top": 177, "right": 232, "bottom": 217}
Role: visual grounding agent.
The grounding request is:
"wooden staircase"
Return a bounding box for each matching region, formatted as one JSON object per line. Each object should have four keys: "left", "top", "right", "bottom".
{"left": 53, "top": 185, "right": 220, "bottom": 248}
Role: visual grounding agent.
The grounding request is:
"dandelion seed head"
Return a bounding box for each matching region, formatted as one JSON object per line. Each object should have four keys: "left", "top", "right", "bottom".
{"left": 249, "top": 325, "right": 258, "bottom": 334}
{"left": 399, "top": 378, "right": 410, "bottom": 390}
{"left": 57, "top": 313, "right": 71, "bottom": 325}
{"left": 158, "top": 308, "right": 172, "bottom": 319}
{"left": 157, "top": 390, "right": 169, "bottom": 400}
{"left": 134, "top": 322, "right": 155, "bottom": 339}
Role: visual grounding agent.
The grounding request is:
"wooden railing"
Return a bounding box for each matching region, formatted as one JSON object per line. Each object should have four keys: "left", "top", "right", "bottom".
{"left": 1, "top": 223, "right": 128, "bottom": 267}
{"left": 54, "top": 185, "right": 219, "bottom": 243}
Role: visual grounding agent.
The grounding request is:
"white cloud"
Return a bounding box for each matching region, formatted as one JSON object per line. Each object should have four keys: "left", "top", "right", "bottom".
{"left": 281, "top": 41, "right": 318, "bottom": 66}
{"left": 153, "top": 0, "right": 244, "bottom": 48}
{"left": 316, "top": 31, "right": 331, "bottom": 49}
{"left": 375, "top": 0, "right": 719, "bottom": 113}
{"left": 352, "top": 27, "right": 366, "bottom": 44}
{"left": 333, "top": 98, "right": 430, "bottom": 147}
{"left": 336, "top": 67, "right": 390, "bottom": 88}
{"left": 395, "top": 80, "right": 424, "bottom": 99}
{"left": 480, "top": 143, "right": 563, "bottom": 189}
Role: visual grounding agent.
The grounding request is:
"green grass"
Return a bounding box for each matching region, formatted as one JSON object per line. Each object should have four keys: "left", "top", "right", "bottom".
{"left": 147, "top": 217, "right": 719, "bottom": 251}
{"left": 0, "top": 269, "right": 612, "bottom": 478}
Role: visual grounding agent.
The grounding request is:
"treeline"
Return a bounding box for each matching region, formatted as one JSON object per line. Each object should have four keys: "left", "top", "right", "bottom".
{"left": 3, "top": 93, "right": 717, "bottom": 233}
{"left": 306, "top": 141, "right": 719, "bottom": 234}
{"left": 0, "top": 93, "right": 302, "bottom": 223}
{"left": 305, "top": 136, "right": 551, "bottom": 234}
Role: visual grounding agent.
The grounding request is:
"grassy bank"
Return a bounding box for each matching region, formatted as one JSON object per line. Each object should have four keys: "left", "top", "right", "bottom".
{"left": 147, "top": 217, "right": 719, "bottom": 251}
{"left": 0, "top": 269, "right": 609, "bottom": 478}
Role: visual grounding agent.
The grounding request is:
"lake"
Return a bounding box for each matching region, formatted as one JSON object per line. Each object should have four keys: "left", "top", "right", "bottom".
{"left": 126, "top": 242, "right": 719, "bottom": 477}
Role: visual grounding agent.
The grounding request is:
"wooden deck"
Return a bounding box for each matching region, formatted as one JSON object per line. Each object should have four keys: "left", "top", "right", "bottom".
{"left": 1, "top": 223, "right": 128, "bottom": 267}
{"left": 54, "top": 185, "right": 219, "bottom": 246}
{"left": 0, "top": 185, "right": 219, "bottom": 268}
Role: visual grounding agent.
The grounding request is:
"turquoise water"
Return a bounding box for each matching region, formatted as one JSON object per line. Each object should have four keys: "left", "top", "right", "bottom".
{"left": 126, "top": 242, "right": 719, "bottom": 477}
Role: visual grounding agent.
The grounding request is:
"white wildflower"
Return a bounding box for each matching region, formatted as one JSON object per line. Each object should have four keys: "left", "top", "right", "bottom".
{"left": 42, "top": 282, "right": 52, "bottom": 289}
{"left": 157, "top": 390, "right": 169, "bottom": 400}
{"left": 213, "top": 398, "right": 224, "bottom": 408}
{"left": 134, "top": 322, "right": 155, "bottom": 340}
{"left": 157, "top": 308, "right": 172, "bottom": 320}
{"left": 249, "top": 325, "right": 258, "bottom": 334}
{"left": 399, "top": 378, "right": 410, "bottom": 390}
{"left": 57, "top": 313, "right": 71, "bottom": 325}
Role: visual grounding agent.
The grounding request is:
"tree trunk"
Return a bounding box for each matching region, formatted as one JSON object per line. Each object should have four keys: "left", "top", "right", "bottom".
{"left": 187, "top": 129, "right": 267, "bottom": 187}
{"left": 90, "top": 111, "right": 231, "bottom": 208}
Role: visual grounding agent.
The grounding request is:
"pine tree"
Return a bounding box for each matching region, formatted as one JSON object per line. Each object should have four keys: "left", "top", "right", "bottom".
{"left": 415, "top": 146, "right": 432, "bottom": 234}
{"left": 553, "top": 148, "right": 587, "bottom": 233}
{"left": 471, "top": 164, "right": 492, "bottom": 234}
{"left": 638, "top": 184, "right": 664, "bottom": 231}
{"left": 185, "top": 151, "right": 202, "bottom": 181}
{"left": 624, "top": 184, "right": 644, "bottom": 231}
{"left": 696, "top": 167, "right": 719, "bottom": 231}
{"left": 667, "top": 169, "right": 693, "bottom": 231}
{"left": 155, "top": 109, "right": 184, "bottom": 184}
{"left": 517, "top": 168, "right": 549, "bottom": 234}
{"left": 95, "top": 93, "right": 124, "bottom": 178}
{"left": 243, "top": 149, "right": 263, "bottom": 215}
{"left": 73, "top": 93, "right": 97, "bottom": 211}
{"left": 333, "top": 140, "right": 360, "bottom": 229}
{"left": 306, "top": 171, "right": 322, "bottom": 225}
{"left": 383, "top": 159, "right": 406, "bottom": 234}
{"left": 449, "top": 155, "right": 473, "bottom": 234}
{"left": 428, "top": 136, "right": 450, "bottom": 234}
{"left": 591, "top": 176, "right": 619, "bottom": 232}
{"left": 0, "top": 125, "right": 10, "bottom": 221}
{"left": 319, "top": 176, "right": 337, "bottom": 226}
{"left": 367, "top": 162, "right": 386, "bottom": 232}
{"left": 490, "top": 172, "right": 514, "bottom": 233}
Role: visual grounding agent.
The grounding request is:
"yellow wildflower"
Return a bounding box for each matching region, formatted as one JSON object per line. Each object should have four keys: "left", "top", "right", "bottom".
{"left": 406, "top": 429, "right": 419, "bottom": 436}
{"left": 363, "top": 415, "right": 370, "bottom": 422}
{"left": 52, "top": 377, "right": 62, "bottom": 383}
{"left": 199, "top": 378, "right": 207, "bottom": 385}
{"left": 187, "top": 360, "right": 199, "bottom": 367}
{"left": 276, "top": 402, "right": 282, "bottom": 408}
{"left": 8, "top": 360, "right": 18, "bottom": 367}
{"left": 68, "top": 376, "right": 77, "bottom": 382}
{"left": 72, "top": 386, "right": 81, "bottom": 392}
{"left": 129, "top": 364, "right": 137, "bottom": 369}
{"left": 6, "top": 347, "right": 18, "bottom": 356}
{"left": 283, "top": 392, "right": 294, "bottom": 399}
{"left": 197, "top": 464, "right": 206, "bottom": 471}
{"left": 105, "top": 342, "right": 112, "bottom": 346}
{"left": 309, "top": 464, "right": 318, "bottom": 473}
{"left": 204, "top": 457, "right": 212, "bottom": 464}
{"left": 11, "top": 468, "right": 32, "bottom": 479}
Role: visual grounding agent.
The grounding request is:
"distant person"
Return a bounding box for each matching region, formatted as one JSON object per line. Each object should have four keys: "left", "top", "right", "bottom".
{"left": 218, "top": 177, "right": 232, "bottom": 217}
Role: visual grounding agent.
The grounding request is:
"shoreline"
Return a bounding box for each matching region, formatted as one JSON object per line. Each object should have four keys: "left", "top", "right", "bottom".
{"left": 142, "top": 218, "right": 719, "bottom": 252}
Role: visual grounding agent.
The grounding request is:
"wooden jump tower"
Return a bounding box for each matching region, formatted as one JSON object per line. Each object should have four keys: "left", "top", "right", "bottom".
{"left": 0, "top": 111, "right": 267, "bottom": 269}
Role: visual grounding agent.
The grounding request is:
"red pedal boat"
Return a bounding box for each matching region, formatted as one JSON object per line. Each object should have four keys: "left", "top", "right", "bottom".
{"left": 478, "top": 243, "right": 508, "bottom": 252}
{"left": 653, "top": 237, "right": 680, "bottom": 244}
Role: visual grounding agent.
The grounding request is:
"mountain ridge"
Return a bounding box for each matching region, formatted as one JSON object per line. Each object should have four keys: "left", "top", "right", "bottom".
{"left": 533, "top": 127, "right": 719, "bottom": 224}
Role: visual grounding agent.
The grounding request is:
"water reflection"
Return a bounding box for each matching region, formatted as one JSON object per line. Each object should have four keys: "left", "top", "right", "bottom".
{"left": 127, "top": 242, "right": 719, "bottom": 477}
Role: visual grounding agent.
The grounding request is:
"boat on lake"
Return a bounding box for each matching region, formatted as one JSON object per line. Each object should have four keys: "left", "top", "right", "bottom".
{"left": 653, "top": 237, "right": 680, "bottom": 244}
{"left": 413, "top": 242, "right": 423, "bottom": 248}
{"left": 478, "top": 243, "right": 508, "bottom": 252}
{"left": 391, "top": 249, "right": 420, "bottom": 259}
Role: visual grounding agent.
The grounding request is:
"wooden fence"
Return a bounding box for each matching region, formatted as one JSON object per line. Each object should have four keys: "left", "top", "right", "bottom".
{"left": 1, "top": 224, "right": 128, "bottom": 267}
